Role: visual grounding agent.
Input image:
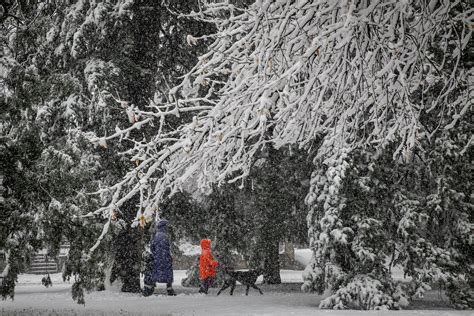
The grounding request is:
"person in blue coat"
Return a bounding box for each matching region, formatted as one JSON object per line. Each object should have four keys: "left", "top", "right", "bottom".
{"left": 143, "top": 219, "right": 176, "bottom": 296}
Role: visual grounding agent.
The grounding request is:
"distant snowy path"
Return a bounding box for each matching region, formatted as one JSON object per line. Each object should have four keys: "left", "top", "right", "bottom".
{"left": 1, "top": 271, "right": 470, "bottom": 315}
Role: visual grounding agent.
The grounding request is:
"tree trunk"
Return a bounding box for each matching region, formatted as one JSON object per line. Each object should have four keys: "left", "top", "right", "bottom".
{"left": 262, "top": 238, "right": 281, "bottom": 284}
{"left": 112, "top": 194, "right": 142, "bottom": 293}
{"left": 114, "top": 225, "right": 141, "bottom": 293}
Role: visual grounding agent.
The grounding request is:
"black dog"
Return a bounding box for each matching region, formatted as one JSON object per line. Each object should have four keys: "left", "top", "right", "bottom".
{"left": 217, "top": 267, "right": 264, "bottom": 296}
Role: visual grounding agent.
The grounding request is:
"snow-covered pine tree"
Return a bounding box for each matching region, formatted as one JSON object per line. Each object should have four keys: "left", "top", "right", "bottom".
{"left": 1, "top": 0, "right": 127, "bottom": 301}
{"left": 0, "top": 127, "right": 44, "bottom": 300}
{"left": 305, "top": 118, "right": 472, "bottom": 309}
{"left": 395, "top": 111, "right": 473, "bottom": 309}
{"left": 1, "top": 0, "right": 214, "bottom": 302}
{"left": 302, "top": 1, "right": 473, "bottom": 308}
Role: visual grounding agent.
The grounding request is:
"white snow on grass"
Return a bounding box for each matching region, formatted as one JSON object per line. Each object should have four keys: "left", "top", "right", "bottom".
{"left": 1, "top": 271, "right": 469, "bottom": 316}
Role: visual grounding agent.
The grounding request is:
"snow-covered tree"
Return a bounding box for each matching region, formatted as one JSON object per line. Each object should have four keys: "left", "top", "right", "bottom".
{"left": 93, "top": 0, "right": 472, "bottom": 217}
{"left": 1, "top": 0, "right": 126, "bottom": 301}
{"left": 1, "top": 0, "right": 214, "bottom": 302}
{"left": 89, "top": 0, "right": 472, "bottom": 309}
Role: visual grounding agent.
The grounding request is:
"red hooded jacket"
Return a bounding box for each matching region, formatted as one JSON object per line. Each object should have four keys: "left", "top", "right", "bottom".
{"left": 199, "top": 239, "right": 219, "bottom": 280}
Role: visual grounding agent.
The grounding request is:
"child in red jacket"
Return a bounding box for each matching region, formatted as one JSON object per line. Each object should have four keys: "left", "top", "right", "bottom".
{"left": 198, "top": 239, "right": 219, "bottom": 294}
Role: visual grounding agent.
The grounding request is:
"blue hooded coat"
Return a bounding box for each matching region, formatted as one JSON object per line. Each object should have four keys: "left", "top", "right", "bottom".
{"left": 151, "top": 220, "right": 173, "bottom": 283}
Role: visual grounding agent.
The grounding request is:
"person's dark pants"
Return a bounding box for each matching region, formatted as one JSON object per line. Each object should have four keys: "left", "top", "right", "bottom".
{"left": 143, "top": 282, "right": 154, "bottom": 297}
{"left": 166, "top": 282, "right": 176, "bottom": 296}
{"left": 143, "top": 272, "right": 155, "bottom": 296}
{"left": 199, "top": 277, "right": 215, "bottom": 294}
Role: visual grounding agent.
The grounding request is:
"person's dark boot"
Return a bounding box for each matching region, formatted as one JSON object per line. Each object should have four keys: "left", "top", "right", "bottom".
{"left": 142, "top": 283, "right": 155, "bottom": 297}
{"left": 167, "top": 287, "right": 177, "bottom": 296}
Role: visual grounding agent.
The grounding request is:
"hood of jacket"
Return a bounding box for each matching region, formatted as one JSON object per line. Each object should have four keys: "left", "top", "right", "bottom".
{"left": 155, "top": 219, "right": 169, "bottom": 234}
{"left": 200, "top": 239, "right": 211, "bottom": 250}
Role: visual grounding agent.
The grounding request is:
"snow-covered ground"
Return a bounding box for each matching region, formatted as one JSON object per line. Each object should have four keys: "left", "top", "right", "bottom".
{"left": 1, "top": 271, "right": 470, "bottom": 316}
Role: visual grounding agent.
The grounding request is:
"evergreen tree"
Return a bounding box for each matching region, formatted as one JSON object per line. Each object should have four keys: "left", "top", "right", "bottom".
{"left": 1, "top": 0, "right": 213, "bottom": 302}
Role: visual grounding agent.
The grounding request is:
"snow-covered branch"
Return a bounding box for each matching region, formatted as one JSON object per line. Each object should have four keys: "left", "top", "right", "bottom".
{"left": 90, "top": 0, "right": 472, "bottom": 230}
